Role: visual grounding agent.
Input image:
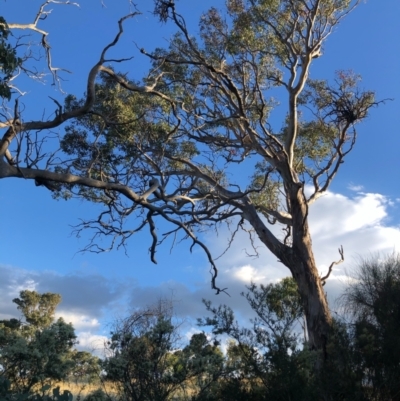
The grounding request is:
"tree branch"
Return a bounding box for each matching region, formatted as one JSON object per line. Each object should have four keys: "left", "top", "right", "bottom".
{"left": 0, "top": 13, "right": 137, "bottom": 157}
{"left": 321, "top": 245, "right": 344, "bottom": 285}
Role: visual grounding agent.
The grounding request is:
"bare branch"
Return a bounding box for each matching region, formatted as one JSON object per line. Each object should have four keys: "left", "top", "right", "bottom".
{"left": 147, "top": 211, "right": 158, "bottom": 264}
{"left": 3, "top": 1, "right": 80, "bottom": 90}
{"left": 321, "top": 245, "right": 344, "bottom": 285}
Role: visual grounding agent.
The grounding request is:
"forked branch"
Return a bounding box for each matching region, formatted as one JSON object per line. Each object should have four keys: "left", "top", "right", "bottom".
{"left": 321, "top": 245, "right": 344, "bottom": 285}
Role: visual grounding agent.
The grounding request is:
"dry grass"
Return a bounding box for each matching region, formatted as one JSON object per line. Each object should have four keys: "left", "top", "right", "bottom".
{"left": 49, "top": 379, "right": 209, "bottom": 400}
{"left": 42, "top": 380, "right": 119, "bottom": 400}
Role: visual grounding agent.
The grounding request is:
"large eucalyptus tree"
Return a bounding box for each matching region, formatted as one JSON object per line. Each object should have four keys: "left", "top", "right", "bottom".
{"left": 0, "top": 0, "right": 379, "bottom": 355}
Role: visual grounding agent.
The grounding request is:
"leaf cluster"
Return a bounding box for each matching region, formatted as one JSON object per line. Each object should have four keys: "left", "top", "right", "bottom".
{"left": 0, "top": 16, "right": 22, "bottom": 100}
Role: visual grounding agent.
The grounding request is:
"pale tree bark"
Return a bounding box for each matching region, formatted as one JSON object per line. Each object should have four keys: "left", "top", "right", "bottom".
{"left": 238, "top": 159, "right": 332, "bottom": 351}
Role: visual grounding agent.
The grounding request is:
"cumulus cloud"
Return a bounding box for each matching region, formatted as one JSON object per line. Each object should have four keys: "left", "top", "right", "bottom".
{"left": 310, "top": 192, "right": 389, "bottom": 238}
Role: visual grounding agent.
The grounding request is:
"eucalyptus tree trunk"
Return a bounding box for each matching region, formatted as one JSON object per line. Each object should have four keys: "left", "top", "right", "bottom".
{"left": 242, "top": 182, "right": 331, "bottom": 353}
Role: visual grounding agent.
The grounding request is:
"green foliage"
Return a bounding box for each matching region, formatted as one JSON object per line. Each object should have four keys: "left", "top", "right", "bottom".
{"left": 145, "top": 1, "right": 377, "bottom": 240}
{"left": 0, "top": 380, "right": 73, "bottom": 401}
{"left": 201, "top": 277, "right": 303, "bottom": 346}
{"left": 199, "top": 277, "right": 375, "bottom": 400}
{"left": 199, "top": 278, "right": 317, "bottom": 400}
{"left": 248, "top": 162, "right": 282, "bottom": 216}
{"left": 180, "top": 332, "right": 224, "bottom": 400}
{"left": 103, "top": 301, "right": 225, "bottom": 401}
{"left": 299, "top": 70, "right": 375, "bottom": 126}
{"left": 102, "top": 302, "right": 184, "bottom": 401}
{"left": 57, "top": 0, "right": 376, "bottom": 222}
{"left": 13, "top": 291, "right": 62, "bottom": 332}
{"left": 0, "top": 16, "right": 21, "bottom": 99}
{"left": 197, "top": 260, "right": 400, "bottom": 400}
{"left": 59, "top": 71, "right": 190, "bottom": 203}
{"left": 342, "top": 254, "right": 400, "bottom": 400}
{"left": 316, "top": 320, "right": 366, "bottom": 401}
{"left": 67, "top": 350, "right": 101, "bottom": 385}
{"left": 0, "top": 291, "right": 77, "bottom": 400}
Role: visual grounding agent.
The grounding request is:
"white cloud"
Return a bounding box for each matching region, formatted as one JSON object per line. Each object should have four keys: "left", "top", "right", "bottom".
{"left": 309, "top": 192, "right": 388, "bottom": 239}
{"left": 56, "top": 311, "right": 101, "bottom": 331}
{"left": 76, "top": 332, "right": 109, "bottom": 356}
{"left": 347, "top": 183, "right": 364, "bottom": 191}
{"left": 231, "top": 265, "right": 266, "bottom": 283}
{"left": 309, "top": 193, "right": 400, "bottom": 280}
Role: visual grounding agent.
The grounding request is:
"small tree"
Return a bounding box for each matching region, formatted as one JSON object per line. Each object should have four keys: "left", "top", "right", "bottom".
{"left": 67, "top": 350, "right": 101, "bottom": 385}
{"left": 341, "top": 254, "right": 400, "bottom": 401}
{"left": 179, "top": 332, "right": 224, "bottom": 400}
{"left": 0, "top": 291, "right": 77, "bottom": 398}
{"left": 102, "top": 300, "right": 185, "bottom": 401}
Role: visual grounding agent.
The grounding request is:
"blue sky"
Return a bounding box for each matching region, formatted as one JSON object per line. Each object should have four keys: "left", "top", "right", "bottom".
{"left": 1, "top": 0, "right": 400, "bottom": 352}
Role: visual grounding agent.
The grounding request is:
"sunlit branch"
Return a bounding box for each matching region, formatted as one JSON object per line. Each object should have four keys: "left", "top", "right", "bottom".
{"left": 321, "top": 245, "right": 344, "bottom": 285}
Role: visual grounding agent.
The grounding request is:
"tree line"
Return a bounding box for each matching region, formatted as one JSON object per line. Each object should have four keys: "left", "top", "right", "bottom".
{"left": 1, "top": 254, "right": 400, "bottom": 400}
